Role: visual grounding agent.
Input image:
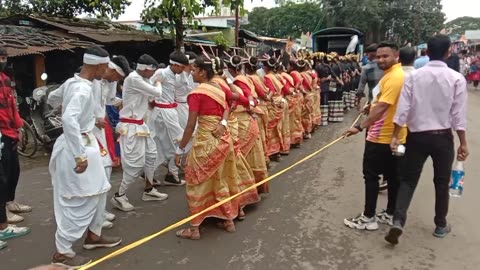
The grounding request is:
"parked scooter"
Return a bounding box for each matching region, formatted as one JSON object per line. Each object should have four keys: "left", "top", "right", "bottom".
{"left": 18, "top": 74, "right": 63, "bottom": 157}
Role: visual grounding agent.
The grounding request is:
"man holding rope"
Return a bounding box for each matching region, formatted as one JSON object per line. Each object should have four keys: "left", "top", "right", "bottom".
{"left": 343, "top": 42, "right": 406, "bottom": 230}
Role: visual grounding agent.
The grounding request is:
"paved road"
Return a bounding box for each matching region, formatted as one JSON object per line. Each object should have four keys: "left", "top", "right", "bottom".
{"left": 2, "top": 87, "right": 480, "bottom": 270}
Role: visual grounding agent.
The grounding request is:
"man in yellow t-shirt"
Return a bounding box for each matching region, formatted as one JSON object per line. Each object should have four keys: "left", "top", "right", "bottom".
{"left": 343, "top": 42, "right": 406, "bottom": 231}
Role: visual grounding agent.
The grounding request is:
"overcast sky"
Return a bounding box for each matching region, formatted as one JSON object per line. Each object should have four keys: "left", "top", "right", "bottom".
{"left": 117, "top": 0, "right": 479, "bottom": 23}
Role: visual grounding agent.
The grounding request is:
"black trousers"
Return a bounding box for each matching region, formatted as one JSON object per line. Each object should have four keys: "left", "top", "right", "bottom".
{"left": 363, "top": 141, "right": 399, "bottom": 218}
{"left": 0, "top": 136, "right": 20, "bottom": 204}
{"left": 394, "top": 131, "right": 454, "bottom": 228}
{"left": 320, "top": 92, "right": 329, "bottom": 105}
{"left": 0, "top": 158, "right": 7, "bottom": 224}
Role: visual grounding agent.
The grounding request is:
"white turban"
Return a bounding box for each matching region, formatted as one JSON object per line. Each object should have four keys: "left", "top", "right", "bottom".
{"left": 136, "top": 64, "right": 157, "bottom": 71}
{"left": 83, "top": 53, "right": 110, "bottom": 65}
{"left": 108, "top": 61, "right": 125, "bottom": 77}
{"left": 169, "top": 60, "right": 185, "bottom": 66}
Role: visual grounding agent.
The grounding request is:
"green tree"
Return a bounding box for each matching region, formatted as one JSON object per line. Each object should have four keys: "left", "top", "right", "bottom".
{"left": 0, "top": 0, "right": 130, "bottom": 19}
{"left": 142, "top": 0, "right": 206, "bottom": 51}
{"left": 245, "top": 2, "right": 325, "bottom": 38}
{"left": 322, "top": 0, "right": 445, "bottom": 44}
{"left": 0, "top": 0, "right": 29, "bottom": 16}
{"left": 142, "top": 0, "right": 258, "bottom": 51}
{"left": 445, "top": 16, "right": 480, "bottom": 36}
{"left": 382, "top": 0, "right": 445, "bottom": 44}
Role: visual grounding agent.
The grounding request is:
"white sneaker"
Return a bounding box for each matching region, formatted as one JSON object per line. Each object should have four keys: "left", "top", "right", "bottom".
{"left": 104, "top": 211, "right": 116, "bottom": 222}
{"left": 376, "top": 210, "right": 393, "bottom": 226}
{"left": 102, "top": 220, "right": 114, "bottom": 229}
{"left": 6, "top": 209, "right": 24, "bottom": 224}
{"left": 344, "top": 213, "right": 379, "bottom": 231}
{"left": 6, "top": 202, "right": 32, "bottom": 214}
{"left": 111, "top": 194, "right": 134, "bottom": 212}
{"left": 0, "top": 224, "right": 31, "bottom": 240}
{"left": 142, "top": 188, "right": 168, "bottom": 202}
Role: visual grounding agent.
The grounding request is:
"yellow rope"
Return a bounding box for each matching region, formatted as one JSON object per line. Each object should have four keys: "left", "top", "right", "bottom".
{"left": 78, "top": 111, "right": 365, "bottom": 270}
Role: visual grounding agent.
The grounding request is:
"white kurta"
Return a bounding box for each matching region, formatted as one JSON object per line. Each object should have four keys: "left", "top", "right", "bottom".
{"left": 174, "top": 71, "right": 195, "bottom": 129}
{"left": 117, "top": 71, "right": 162, "bottom": 192}
{"left": 149, "top": 67, "right": 184, "bottom": 176}
{"left": 48, "top": 75, "right": 110, "bottom": 256}
{"left": 92, "top": 79, "right": 121, "bottom": 178}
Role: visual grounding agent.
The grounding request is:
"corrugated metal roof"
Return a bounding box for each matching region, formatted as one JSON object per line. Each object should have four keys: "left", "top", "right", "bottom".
{"left": 6, "top": 44, "right": 76, "bottom": 57}
{"left": 30, "top": 15, "right": 164, "bottom": 43}
{"left": 0, "top": 25, "right": 91, "bottom": 57}
{"left": 184, "top": 38, "right": 216, "bottom": 45}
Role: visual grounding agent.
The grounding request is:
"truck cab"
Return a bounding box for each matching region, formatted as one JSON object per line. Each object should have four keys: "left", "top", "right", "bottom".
{"left": 312, "top": 27, "right": 364, "bottom": 55}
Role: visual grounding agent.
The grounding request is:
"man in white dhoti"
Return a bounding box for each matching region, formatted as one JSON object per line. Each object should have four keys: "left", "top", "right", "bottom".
{"left": 175, "top": 51, "right": 197, "bottom": 129}
{"left": 111, "top": 54, "right": 168, "bottom": 212}
{"left": 92, "top": 56, "right": 130, "bottom": 229}
{"left": 148, "top": 51, "right": 189, "bottom": 185}
{"left": 49, "top": 47, "right": 122, "bottom": 268}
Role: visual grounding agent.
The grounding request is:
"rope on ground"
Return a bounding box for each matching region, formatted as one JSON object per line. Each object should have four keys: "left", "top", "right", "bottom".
{"left": 78, "top": 111, "right": 365, "bottom": 270}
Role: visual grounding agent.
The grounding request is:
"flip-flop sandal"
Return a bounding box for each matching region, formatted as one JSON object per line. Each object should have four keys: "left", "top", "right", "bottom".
{"left": 176, "top": 228, "right": 200, "bottom": 240}
{"left": 216, "top": 221, "right": 236, "bottom": 232}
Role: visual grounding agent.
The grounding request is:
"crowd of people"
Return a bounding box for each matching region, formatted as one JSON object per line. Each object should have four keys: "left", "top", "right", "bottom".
{"left": 0, "top": 42, "right": 365, "bottom": 268}
{"left": 0, "top": 33, "right": 471, "bottom": 269}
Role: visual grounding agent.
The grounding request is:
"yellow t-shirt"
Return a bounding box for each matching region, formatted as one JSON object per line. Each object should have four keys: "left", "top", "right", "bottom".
{"left": 367, "top": 63, "right": 407, "bottom": 144}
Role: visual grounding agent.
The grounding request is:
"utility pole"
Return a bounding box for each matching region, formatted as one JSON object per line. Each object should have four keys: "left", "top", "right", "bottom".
{"left": 235, "top": 0, "right": 240, "bottom": 47}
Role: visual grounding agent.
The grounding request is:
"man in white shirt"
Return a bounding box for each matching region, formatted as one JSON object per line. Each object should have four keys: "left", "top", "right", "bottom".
{"left": 49, "top": 47, "right": 121, "bottom": 269}
{"left": 175, "top": 51, "right": 197, "bottom": 129}
{"left": 111, "top": 54, "right": 167, "bottom": 212}
{"left": 92, "top": 56, "right": 130, "bottom": 229}
{"left": 149, "top": 51, "right": 189, "bottom": 185}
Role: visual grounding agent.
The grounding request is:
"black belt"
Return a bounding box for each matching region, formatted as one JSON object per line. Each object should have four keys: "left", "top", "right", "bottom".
{"left": 410, "top": 129, "right": 451, "bottom": 135}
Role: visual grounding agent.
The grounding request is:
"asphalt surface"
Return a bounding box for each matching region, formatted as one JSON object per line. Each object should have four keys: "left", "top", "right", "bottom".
{"left": 2, "top": 86, "right": 480, "bottom": 270}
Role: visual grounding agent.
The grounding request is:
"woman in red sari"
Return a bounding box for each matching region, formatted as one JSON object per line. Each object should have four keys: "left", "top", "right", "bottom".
{"left": 288, "top": 60, "right": 305, "bottom": 146}
{"left": 245, "top": 57, "right": 271, "bottom": 164}
{"left": 175, "top": 55, "right": 239, "bottom": 239}
{"left": 296, "top": 60, "right": 314, "bottom": 139}
{"left": 211, "top": 59, "right": 261, "bottom": 218}
{"left": 308, "top": 60, "right": 322, "bottom": 129}
{"left": 226, "top": 55, "right": 269, "bottom": 194}
{"left": 280, "top": 61, "right": 305, "bottom": 149}
{"left": 263, "top": 57, "right": 285, "bottom": 162}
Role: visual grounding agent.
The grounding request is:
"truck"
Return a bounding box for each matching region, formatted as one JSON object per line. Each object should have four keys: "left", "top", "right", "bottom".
{"left": 311, "top": 27, "right": 364, "bottom": 55}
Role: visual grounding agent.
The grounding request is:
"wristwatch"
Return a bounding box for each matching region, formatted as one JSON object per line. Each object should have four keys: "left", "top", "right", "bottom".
{"left": 354, "top": 124, "right": 363, "bottom": 132}
{"left": 220, "top": 119, "right": 228, "bottom": 127}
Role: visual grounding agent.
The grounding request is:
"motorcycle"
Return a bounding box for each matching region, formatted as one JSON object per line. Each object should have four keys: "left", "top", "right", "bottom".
{"left": 18, "top": 78, "right": 63, "bottom": 157}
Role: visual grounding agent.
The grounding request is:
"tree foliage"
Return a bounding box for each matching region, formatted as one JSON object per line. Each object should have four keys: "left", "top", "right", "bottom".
{"left": 381, "top": 0, "right": 445, "bottom": 44}
{"left": 142, "top": 0, "right": 258, "bottom": 51}
{"left": 0, "top": 0, "right": 130, "bottom": 19}
{"left": 246, "top": 0, "right": 445, "bottom": 45}
{"left": 445, "top": 16, "right": 480, "bottom": 36}
{"left": 245, "top": 2, "right": 325, "bottom": 38}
